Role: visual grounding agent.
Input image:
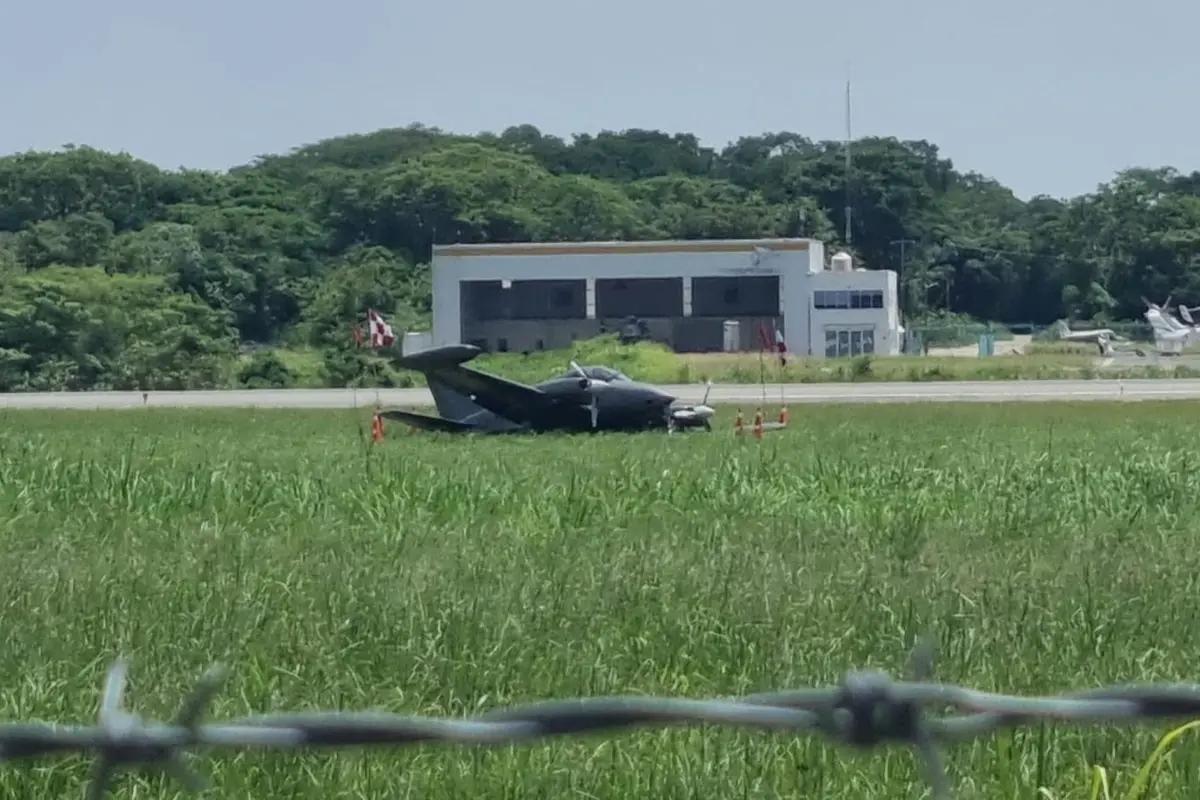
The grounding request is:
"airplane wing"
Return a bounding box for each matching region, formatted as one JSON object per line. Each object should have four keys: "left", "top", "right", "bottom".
{"left": 426, "top": 364, "right": 550, "bottom": 426}
{"left": 378, "top": 409, "right": 480, "bottom": 433}
{"left": 396, "top": 344, "right": 552, "bottom": 426}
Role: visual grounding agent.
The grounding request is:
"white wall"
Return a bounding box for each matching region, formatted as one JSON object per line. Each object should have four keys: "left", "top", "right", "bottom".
{"left": 429, "top": 238, "right": 902, "bottom": 358}
{"left": 432, "top": 239, "right": 821, "bottom": 352}
{"left": 807, "top": 269, "right": 900, "bottom": 357}
{"left": 402, "top": 331, "right": 433, "bottom": 356}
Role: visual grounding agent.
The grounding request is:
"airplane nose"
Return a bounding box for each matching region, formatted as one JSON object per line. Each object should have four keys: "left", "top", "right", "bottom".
{"left": 647, "top": 386, "right": 675, "bottom": 404}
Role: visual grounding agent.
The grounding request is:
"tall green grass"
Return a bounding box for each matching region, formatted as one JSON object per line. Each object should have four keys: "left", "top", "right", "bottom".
{"left": 2, "top": 404, "right": 1200, "bottom": 798}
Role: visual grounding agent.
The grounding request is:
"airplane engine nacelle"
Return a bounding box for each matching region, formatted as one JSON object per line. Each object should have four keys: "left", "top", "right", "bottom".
{"left": 539, "top": 376, "right": 592, "bottom": 404}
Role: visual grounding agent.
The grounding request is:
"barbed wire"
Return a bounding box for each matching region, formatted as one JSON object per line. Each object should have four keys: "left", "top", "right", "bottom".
{"left": 3, "top": 640, "right": 1200, "bottom": 798}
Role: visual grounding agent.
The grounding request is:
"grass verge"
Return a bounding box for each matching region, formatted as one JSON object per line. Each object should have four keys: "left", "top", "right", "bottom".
{"left": 247, "top": 336, "right": 1200, "bottom": 389}
{"left": 2, "top": 403, "right": 1200, "bottom": 797}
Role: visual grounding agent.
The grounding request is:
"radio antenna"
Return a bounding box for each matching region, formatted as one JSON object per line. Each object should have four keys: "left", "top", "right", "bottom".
{"left": 844, "top": 67, "right": 853, "bottom": 246}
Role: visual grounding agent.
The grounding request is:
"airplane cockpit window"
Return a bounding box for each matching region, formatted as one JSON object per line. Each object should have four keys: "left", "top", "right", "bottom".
{"left": 581, "top": 366, "right": 630, "bottom": 382}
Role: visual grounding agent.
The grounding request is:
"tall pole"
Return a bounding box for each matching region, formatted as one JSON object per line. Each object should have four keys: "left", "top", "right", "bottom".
{"left": 844, "top": 72, "right": 852, "bottom": 246}
{"left": 890, "top": 238, "right": 917, "bottom": 315}
{"left": 890, "top": 238, "right": 916, "bottom": 271}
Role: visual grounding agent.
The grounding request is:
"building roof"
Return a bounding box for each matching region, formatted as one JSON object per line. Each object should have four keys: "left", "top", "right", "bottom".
{"left": 432, "top": 237, "right": 814, "bottom": 258}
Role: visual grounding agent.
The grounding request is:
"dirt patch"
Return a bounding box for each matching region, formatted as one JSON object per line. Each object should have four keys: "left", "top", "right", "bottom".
{"left": 928, "top": 335, "right": 1032, "bottom": 358}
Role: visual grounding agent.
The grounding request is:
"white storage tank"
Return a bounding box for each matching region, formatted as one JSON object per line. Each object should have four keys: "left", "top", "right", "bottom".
{"left": 830, "top": 251, "right": 853, "bottom": 272}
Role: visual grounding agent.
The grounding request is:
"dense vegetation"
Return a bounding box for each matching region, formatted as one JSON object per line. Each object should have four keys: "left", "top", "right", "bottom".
{"left": 4, "top": 404, "right": 1200, "bottom": 797}
{"left": 3, "top": 124, "right": 1199, "bottom": 390}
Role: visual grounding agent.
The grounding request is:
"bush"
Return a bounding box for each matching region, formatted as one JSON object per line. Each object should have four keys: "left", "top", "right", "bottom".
{"left": 237, "top": 350, "right": 295, "bottom": 388}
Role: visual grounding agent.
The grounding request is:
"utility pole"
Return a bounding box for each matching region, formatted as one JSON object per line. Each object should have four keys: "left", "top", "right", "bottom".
{"left": 890, "top": 238, "right": 918, "bottom": 315}
{"left": 890, "top": 238, "right": 916, "bottom": 269}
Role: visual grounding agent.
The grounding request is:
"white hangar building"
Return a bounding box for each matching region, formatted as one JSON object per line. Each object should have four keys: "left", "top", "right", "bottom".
{"left": 427, "top": 238, "right": 901, "bottom": 359}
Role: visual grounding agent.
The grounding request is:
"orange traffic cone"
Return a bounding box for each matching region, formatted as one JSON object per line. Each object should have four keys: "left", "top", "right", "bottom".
{"left": 753, "top": 409, "right": 764, "bottom": 439}
{"left": 371, "top": 410, "right": 385, "bottom": 443}
{"left": 734, "top": 410, "right": 745, "bottom": 436}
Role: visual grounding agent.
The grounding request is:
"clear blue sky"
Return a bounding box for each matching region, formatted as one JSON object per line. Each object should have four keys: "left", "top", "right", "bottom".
{"left": 4, "top": 0, "right": 1194, "bottom": 201}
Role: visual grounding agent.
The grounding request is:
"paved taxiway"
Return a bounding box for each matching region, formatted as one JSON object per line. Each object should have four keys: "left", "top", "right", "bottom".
{"left": 5, "top": 379, "right": 1200, "bottom": 410}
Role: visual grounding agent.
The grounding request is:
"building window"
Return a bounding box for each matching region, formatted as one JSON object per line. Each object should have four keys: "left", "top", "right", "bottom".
{"left": 554, "top": 289, "right": 573, "bottom": 307}
{"left": 824, "top": 327, "right": 877, "bottom": 358}
{"left": 814, "top": 289, "right": 884, "bottom": 310}
{"left": 497, "top": 337, "right": 508, "bottom": 352}
{"left": 723, "top": 286, "right": 740, "bottom": 304}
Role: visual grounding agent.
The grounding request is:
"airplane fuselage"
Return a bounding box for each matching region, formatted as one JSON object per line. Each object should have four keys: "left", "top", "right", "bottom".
{"left": 385, "top": 343, "right": 713, "bottom": 435}
{"left": 530, "top": 378, "right": 680, "bottom": 432}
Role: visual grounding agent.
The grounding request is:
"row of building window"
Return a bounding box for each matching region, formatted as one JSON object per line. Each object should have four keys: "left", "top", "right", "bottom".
{"left": 813, "top": 290, "right": 885, "bottom": 309}
{"left": 465, "top": 285, "right": 885, "bottom": 310}
{"left": 470, "top": 327, "right": 882, "bottom": 358}
{"left": 505, "top": 286, "right": 760, "bottom": 307}
{"left": 825, "top": 327, "right": 875, "bottom": 357}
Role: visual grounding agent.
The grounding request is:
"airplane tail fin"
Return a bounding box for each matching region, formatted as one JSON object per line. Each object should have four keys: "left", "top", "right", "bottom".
{"left": 393, "top": 344, "right": 489, "bottom": 422}
{"left": 426, "top": 374, "right": 492, "bottom": 422}
{"left": 396, "top": 344, "right": 483, "bottom": 371}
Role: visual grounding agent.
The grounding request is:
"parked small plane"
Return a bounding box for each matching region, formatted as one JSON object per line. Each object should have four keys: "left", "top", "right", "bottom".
{"left": 380, "top": 344, "right": 715, "bottom": 434}
{"left": 1049, "top": 319, "right": 1124, "bottom": 355}
{"left": 1177, "top": 304, "right": 1200, "bottom": 325}
{"left": 1140, "top": 301, "right": 1200, "bottom": 355}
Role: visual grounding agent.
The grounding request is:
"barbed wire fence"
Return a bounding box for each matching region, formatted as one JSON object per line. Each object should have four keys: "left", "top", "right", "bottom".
{"left": 3, "top": 640, "right": 1200, "bottom": 799}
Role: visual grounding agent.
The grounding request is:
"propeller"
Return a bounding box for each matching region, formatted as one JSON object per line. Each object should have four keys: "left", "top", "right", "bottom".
{"left": 569, "top": 361, "right": 600, "bottom": 429}
{"left": 667, "top": 380, "right": 715, "bottom": 432}
{"left": 1143, "top": 295, "right": 1173, "bottom": 313}
{"left": 690, "top": 380, "right": 715, "bottom": 426}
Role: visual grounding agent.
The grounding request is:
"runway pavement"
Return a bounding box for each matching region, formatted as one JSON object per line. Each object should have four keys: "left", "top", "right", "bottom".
{"left": 6, "top": 379, "right": 1200, "bottom": 410}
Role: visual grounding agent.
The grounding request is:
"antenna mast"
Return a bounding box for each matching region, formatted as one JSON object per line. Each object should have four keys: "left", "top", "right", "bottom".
{"left": 843, "top": 71, "right": 853, "bottom": 246}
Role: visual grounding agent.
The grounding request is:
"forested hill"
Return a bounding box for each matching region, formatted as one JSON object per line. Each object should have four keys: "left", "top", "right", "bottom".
{"left": 1, "top": 123, "right": 1198, "bottom": 391}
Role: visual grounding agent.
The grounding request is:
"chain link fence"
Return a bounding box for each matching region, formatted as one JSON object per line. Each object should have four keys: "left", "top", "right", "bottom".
{"left": 905, "top": 322, "right": 1159, "bottom": 355}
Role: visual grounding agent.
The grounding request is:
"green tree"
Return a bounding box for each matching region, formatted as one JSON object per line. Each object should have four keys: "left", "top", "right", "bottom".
{"left": 3, "top": 123, "right": 1200, "bottom": 390}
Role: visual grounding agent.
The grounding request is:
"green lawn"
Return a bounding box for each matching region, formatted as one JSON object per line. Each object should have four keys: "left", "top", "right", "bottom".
{"left": 2, "top": 405, "right": 1200, "bottom": 798}
{"left": 248, "top": 336, "right": 1200, "bottom": 389}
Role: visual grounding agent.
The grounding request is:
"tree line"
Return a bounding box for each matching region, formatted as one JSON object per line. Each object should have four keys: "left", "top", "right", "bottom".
{"left": 1, "top": 124, "right": 1197, "bottom": 390}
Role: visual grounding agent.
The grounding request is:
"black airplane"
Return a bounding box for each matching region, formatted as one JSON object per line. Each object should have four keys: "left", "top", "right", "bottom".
{"left": 379, "top": 343, "right": 714, "bottom": 434}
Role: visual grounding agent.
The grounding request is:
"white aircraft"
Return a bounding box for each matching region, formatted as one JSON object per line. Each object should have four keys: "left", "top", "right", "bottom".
{"left": 1050, "top": 296, "right": 1200, "bottom": 358}
{"left": 1049, "top": 319, "right": 1124, "bottom": 355}
{"left": 1142, "top": 304, "right": 1200, "bottom": 355}
{"left": 1176, "top": 304, "right": 1200, "bottom": 326}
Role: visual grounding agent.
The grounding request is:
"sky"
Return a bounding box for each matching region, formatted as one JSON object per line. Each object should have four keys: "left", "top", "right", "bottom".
{"left": 3, "top": 0, "right": 1195, "bottom": 201}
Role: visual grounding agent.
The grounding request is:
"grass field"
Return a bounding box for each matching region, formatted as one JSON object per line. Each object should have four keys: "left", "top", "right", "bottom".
{"left": 261, "top": 338, "right": 1200, "bottom": 390}
{"left": 4, "top": 404, "right": 1200, "bottom": 798}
